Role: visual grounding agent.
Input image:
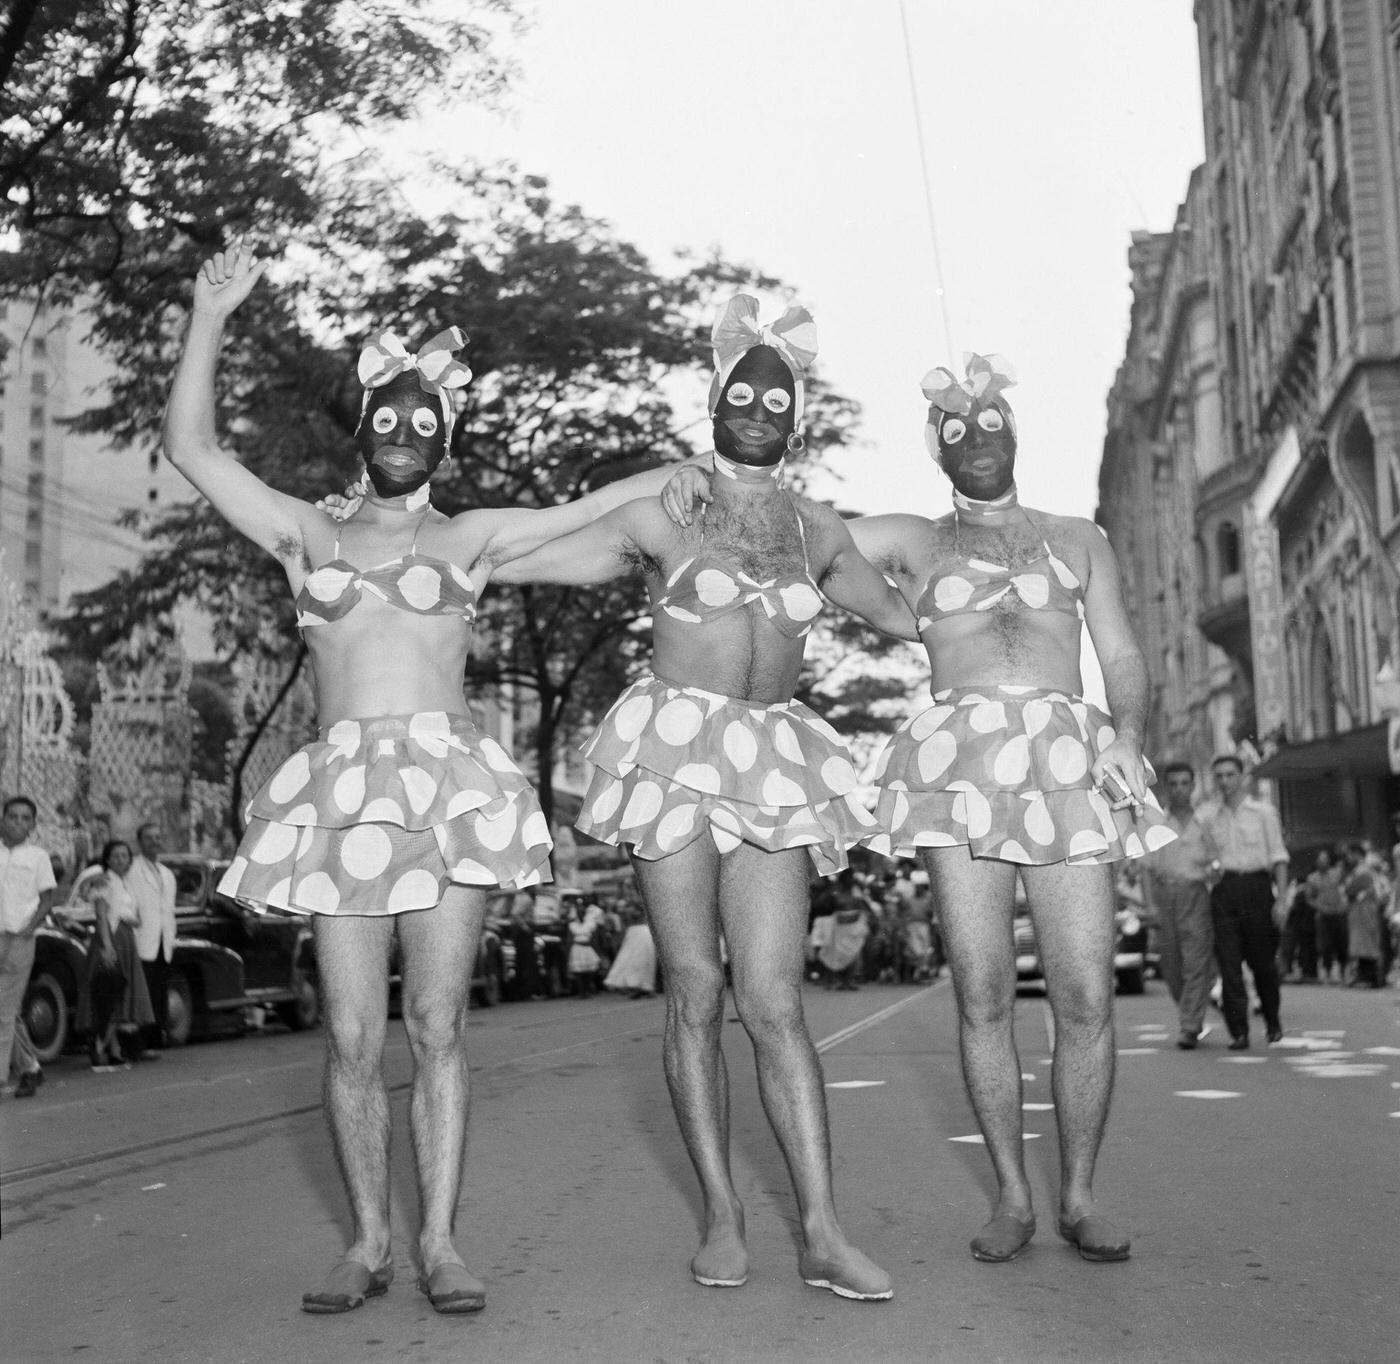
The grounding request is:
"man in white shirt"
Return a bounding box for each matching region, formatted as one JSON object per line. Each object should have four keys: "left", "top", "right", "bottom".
{"left": 127, "top": 822, "right": 178, "bottom": 1052}
{"left": 1198, "top": 755, "right": 1290, "bottom": 1050}
{"left": 0, "top": 795, "right": 58, "bottom": 1097}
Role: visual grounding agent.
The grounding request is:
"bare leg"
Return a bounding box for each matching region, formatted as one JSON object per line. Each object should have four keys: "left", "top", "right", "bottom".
{"left": 312, "top": 913, "right": 396, "bottom": 1274}
{"left": 921, "top": 847, "right": 1031, "bottom": 1243}
{"left": 719, "top": 844, "right": 890, "bottom": 1299}
{"left": 630, "top": 841, "right": 746, "bottom": 1285}
{"left": 1020, "top": 861, "right": 1121, "bottom": 1238}
{"left": 396, "top": 886, "right": 487, "bottom": 1305}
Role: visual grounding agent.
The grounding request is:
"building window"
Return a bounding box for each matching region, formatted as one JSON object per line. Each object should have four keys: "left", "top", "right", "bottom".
{"left": 28, "top": 436, "right": 43, "bottom": 462}
{"left": 30, "top": 372, "right": 45, "bottom": 394}
{"left": 1217, "top": 521, "right": 1242, "bottom": 577}
{"left": 30, "top": 403, "right": 44, "bottom": 427}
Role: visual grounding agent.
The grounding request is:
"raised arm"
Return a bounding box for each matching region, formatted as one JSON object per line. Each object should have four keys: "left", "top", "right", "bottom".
{"left": 162, "top": 244, "right": 318, "bottom": 563}
{"left": 1081, "top": 521, "right": 1152, "bottom": 801}
{"left": 489, "top": 498, "right": 652, "bottom": 587}
{"left": 809, "top": 508, "right": 921, "bottom": 640}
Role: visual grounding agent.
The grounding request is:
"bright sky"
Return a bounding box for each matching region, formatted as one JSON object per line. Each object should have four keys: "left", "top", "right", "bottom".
{"left": 391, "top": 0, "right": 1204, "bottom": 523}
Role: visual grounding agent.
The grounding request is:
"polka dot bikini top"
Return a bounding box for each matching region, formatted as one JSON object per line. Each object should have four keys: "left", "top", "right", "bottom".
{"left": 295, "top": 516, "right": 479, "bottom": 629}
{"left": 654, "top": 508, "right": 823, "bottom": 639}
{"left": 916, "top": 514, "right": 1084, "bottom": 632}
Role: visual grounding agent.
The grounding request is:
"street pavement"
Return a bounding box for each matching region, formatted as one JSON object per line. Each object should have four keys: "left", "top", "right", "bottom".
{"left": 2, "top": 973, "right": 1397, "bottom": 1363}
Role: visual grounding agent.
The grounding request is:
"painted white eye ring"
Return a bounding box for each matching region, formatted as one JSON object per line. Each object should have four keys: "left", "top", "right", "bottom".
{"left": 725, "top": 382, "right": 755, "bottom": 407}
{"left": 941, "top": 417, "right": 967, "bottom": 444}
{"left": 411, "top": 406, "right": 439, "bottom": 437}
{"left": 978, "top": 408, "right": 1004, "bottom": 432}
{"left": 761, "top": 389, "right": 791, "bottom": 414}
{"left": 371, "top": 408, "right": 398, "bottom": 434}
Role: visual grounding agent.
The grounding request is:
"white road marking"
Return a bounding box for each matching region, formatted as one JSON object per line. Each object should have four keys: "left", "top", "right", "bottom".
{"left": 825, "top": 1080, "right": 886, "bottom": 1089}
{"left": 1021, "top": 1073, "right": 1036, "bottom": 1081}
{"left": 1294, "top": 1064, "right": 1390, "bottom": 1078}
{"left": 815, "top": 986, "right": 935, "bottom": 1054}
{"left": 141, "top": 1183, "right": 167, "bottom": 1191}
{"left": 1022, "top": 1102, "right": 1054, "bottom": 1111}
{"left": 1219, "top": 1057, "right": 1268, "bottom": 1064}
{"left": 1302, "top": 1030, "right": 1346, "bottom": 1037}
{"left": 1272, "top": 1037, "right": 1342, "bottom": 1050}
{"left": 1175, "top": 1090, "right": 1241, "bottom": 1099}
{"left": 1117, "top": 1048, "right": 1159, "bottom": 1055}
{"left": 949, "top": 1133, "right": 1042, "bottom": 1143}
{"left": 1363, "top": 1046, "right": 1400, "bottom": 1056}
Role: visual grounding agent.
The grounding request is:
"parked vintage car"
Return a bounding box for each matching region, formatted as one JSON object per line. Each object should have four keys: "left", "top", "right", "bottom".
{"left": 22, "top": 855, "right": 320, "bottom": 1061}
{"left": 1013, "top": 894, "right": 1154, "bottom": 996}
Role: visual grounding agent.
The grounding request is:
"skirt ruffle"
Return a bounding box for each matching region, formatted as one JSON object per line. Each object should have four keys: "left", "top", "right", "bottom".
{"left": 868, "top": 685, "right": 1175, "bottom": 865}
{"left": 576, "top": 674, "right": 876, "bottom": 876}
{"left": 219, "top": 711, "right": 552, "bottom": 916}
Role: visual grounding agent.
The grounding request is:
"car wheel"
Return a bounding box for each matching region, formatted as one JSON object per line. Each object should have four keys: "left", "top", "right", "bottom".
{"left": 1116, "top": 966, "right": 1146, "bottom": 995}
{"left": 165, "top": 973, "right": 194, "bottom": 1046}
{"left": 22, "top": 971, "right": 69, "bottom": 1064}
{"left": 277, "top": 971, "right": 320, "bottom": 1031}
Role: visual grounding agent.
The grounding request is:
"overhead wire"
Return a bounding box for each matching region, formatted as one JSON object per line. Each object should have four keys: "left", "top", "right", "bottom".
{"left": 897, "top": 0, "right": 957, "bottom": 362}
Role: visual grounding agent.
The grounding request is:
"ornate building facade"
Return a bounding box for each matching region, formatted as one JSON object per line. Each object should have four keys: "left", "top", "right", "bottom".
{"left": 1100, "top": 0, "right": 1400, "bottom": 846}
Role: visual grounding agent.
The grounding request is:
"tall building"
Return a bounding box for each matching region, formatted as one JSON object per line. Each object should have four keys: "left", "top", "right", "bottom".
{"left": 0, "top": 295, "right": 187, "bottom": 612}
{"left": 1099, "top": 173, "right": 1236, "bottom": 775}
{"left": 1100, "top": 1, "right": 1400, "bottom": 847}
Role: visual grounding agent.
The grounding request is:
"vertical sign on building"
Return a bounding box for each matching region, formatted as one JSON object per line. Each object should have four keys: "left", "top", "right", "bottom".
{"left": 1244, "top": 503, "right": 1288, "bottom": 737}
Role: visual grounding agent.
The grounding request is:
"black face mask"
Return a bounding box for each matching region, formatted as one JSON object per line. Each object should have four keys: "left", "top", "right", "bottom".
{"left": 931, "top": 396, "right": 1017, "bottom": 500}
{"left": 712, "top": 345, "right": 796, "bottom": 467}
{"left": 354, "top": 372, "right": 449, "bottom": 498}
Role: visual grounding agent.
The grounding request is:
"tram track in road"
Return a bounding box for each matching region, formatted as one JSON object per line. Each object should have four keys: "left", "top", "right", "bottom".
{"left": 2, "top": 983, "right": 936, "bottom": 1191}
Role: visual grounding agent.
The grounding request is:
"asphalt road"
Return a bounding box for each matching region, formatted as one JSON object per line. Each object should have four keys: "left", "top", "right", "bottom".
{"left": 2, "top": 974, "right": 1397, "bottom": 1363}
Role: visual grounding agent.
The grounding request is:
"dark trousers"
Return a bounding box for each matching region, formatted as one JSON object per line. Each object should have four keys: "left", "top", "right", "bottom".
{"left": 140, "top": 953, "right": 170, "bottom": 1047}
{"left": 1315, "top": 914, "right": 1348, "bottom": 977}
{"left": 1210, "top": 871, "right": 1280, "bottom": 1040}
{"left": 1279, "top": 903, "right": 1318, "bottom": 978}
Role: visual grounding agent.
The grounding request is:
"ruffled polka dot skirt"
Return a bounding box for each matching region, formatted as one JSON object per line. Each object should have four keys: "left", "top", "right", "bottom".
{"left": 218, "top": 711, "right": 552, "bottom": 916}
{"left": 576, "top": 674, "right": 877, "bottom": 876}
{"left": 868, "top": 685, "right": 1176, "bottom": 865}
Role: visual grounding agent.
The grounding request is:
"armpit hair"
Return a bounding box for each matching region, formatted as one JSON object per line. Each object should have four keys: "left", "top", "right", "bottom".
{"left": 621, "top": 542, "right": 660, "bottom": 578}
{"left": 274, "top": 534, "right": 310, "bottom": 573}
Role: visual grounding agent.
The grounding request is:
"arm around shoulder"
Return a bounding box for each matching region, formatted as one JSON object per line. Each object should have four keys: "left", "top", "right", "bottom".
{"left": 489, "top": 497, "right": 656, "bottom": 587}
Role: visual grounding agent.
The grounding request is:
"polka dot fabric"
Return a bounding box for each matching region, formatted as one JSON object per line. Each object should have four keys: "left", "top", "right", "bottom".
{"left": 218, "top": 711, "right": 552, "bottom": 916}
{"left": 576, "top": 674, "right": 877, "bottom": 876}
{"left": 868, "top": 685, "right": 1176, "bottom": 865}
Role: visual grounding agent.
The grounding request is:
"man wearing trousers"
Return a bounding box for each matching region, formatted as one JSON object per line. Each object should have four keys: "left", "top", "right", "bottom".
{"left": 127, "top": 822, "right": 177, "bottom": 1052}
{"left": 1141, "top": 762, "right": 1215, "bottom": 1049}
{"left": 0, "top": 795, "right": 58, "bottom": 1096}
{"left": 1199, "top": 756, "right": 1289, "bottom": 1050}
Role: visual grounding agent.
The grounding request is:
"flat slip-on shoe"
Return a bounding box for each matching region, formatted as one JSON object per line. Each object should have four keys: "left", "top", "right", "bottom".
{"left": 799, "top": 1252, "right": 893, "bottom": 1302}
{"left": 302, "top": 1259, "right": 393, "bottom": 1313}
{"left": 1057, "top": 1214, "right": 1130, "bottom": 1262}
{"left": 418, "top": 1262, "right": 486, "bottom": 1314}
{"left": 970, "top": 1213, "right": 1036, "bottom": 1262}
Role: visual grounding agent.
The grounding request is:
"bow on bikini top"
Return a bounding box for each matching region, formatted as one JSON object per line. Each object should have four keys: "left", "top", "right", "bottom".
{"left": 295, "top": 517, "right": 479, "bottom": 628}
{"left": 654, "top": 511, "right": 823, "bottom": 639}
{"left": 916, "top": 517, "right": 1084, "bottom": 632}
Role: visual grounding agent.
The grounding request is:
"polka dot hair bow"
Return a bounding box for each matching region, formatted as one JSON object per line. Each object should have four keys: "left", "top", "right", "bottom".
{"left": 920, "top": 352, "right": 1017, "bottom": 416}
{"left": 710, "top": 294, "right": 819, "bottom": 387}
{"left": 357, "top": 326, "right": 473, "bottom": 396}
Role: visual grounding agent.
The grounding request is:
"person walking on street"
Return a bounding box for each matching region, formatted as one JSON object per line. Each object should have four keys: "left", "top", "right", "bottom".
{"left": 0, "top": 796, "right": 57, "bottom": 1098}
{"left": 1341, "top": 844, "right": 1383, "bottom": 988}
{"left": 1305, "top": 850, "right": 1347, "bottom": 985}
{"left": 127, "top": 822, "right": 177, "bottom": 1056}
{"left": 1199, "top": 756, "right": 1289, "bottom": 1049}
{"left": 1141, "top": 762, "right": 1215, "bottom": 1049}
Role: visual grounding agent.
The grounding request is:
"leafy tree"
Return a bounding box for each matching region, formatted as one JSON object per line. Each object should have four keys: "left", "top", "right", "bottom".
{"left": 0, "top": 0, "right": 520, "bottom": 310}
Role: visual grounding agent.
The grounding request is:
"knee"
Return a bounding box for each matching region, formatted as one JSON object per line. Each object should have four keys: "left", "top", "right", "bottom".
{"left": 401, "top": 994, "right": 468, "bottom": 1056}
{"left": 953, "top": 970, "right": 1016, "bottom": 1030}
{"left": 1048, "top": 977, "right": 1113, "bottom": 1032}
{"left": 731, "top": 982, "right": 803, "bottom": 1040}
{"left": 324, "top": 1011, "right": 385, "bottom": 1073}
{"left": 665, "top": 968, "right": 727, "bottom": 1036}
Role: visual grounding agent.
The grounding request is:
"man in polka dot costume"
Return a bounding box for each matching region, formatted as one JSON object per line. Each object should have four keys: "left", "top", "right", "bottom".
{"left": 667, "top": 352, "right": 1175, "bottom": 1269}
{"left": 164, "top": 245, "right": 710, "bottom": 1316}
{"left": 494, "top": 296, "right": 918, "bottom": 1301}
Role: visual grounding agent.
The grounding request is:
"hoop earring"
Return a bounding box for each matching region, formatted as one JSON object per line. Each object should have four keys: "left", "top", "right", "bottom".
{"left": 786, "top": 432, "right": 806, "bottom": 455}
